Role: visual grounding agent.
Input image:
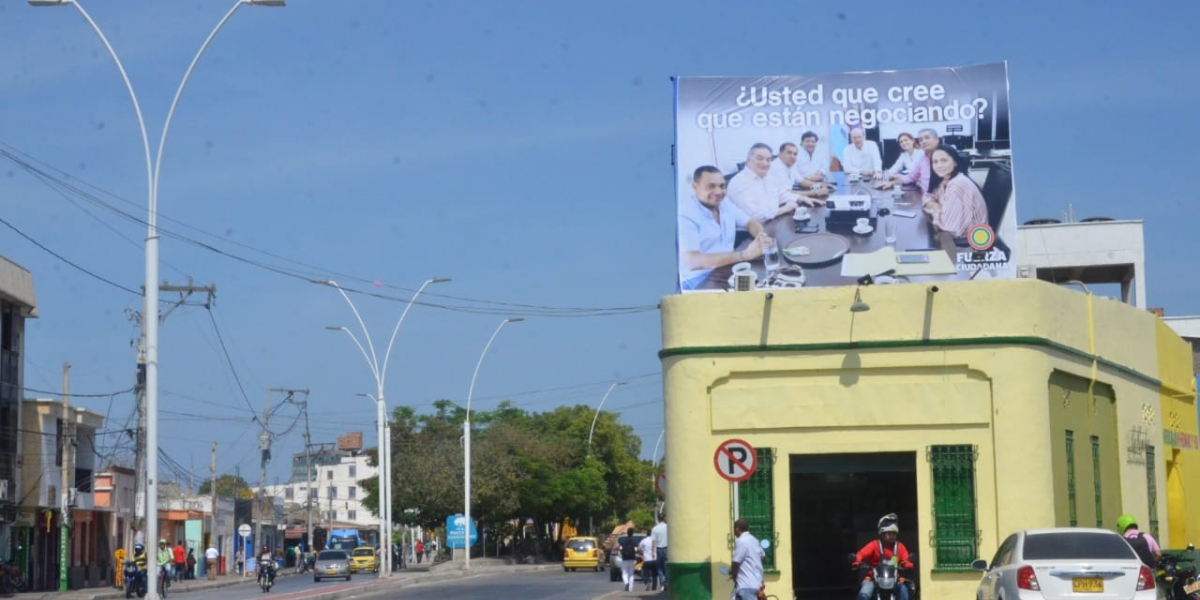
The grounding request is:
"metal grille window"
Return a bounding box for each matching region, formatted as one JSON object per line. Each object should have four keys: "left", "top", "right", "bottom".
{"left": 1091, "top": 435, "right": 1102, "bottom": 528}
{"left": 1066, "top": 431, "right": 1077, "bottom": 526}
{"left": 733, "top": 448, "right": 778, "bottom": 572}
{"left": 928, "top": 445, "right": 979, "bottom": 571}
{"left": 1146, "top": 445, "right": 1158, "bottom": 539}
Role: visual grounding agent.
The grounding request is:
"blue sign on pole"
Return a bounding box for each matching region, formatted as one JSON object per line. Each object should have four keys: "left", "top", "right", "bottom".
{"left": 445, "top": 514, "right": 478, "bottom": 549}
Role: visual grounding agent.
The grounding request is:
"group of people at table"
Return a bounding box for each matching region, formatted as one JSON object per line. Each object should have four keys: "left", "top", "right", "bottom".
{"left": 678, "top": 127, "right": 990, "bottom": 290}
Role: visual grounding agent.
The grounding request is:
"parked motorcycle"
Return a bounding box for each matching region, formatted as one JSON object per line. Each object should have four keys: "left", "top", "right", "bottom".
{"left": 1, "top": 558, "right": 28, "bottom": 595}
{"left": 123, "top": 560, "right": 147, "bottom": 599}
{"left": 849, "top": 553, "right": 918, "bottom": 600}
{"left": 1157, "top": 553, "right": 1200, "bottom": 600}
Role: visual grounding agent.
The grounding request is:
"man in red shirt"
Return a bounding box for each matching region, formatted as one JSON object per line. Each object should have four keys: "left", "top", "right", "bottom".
{"left": 851, "top": 514, "right": 913, "bottom": 600}
{"left": 173, "top": 541, "right": 186, "bottom": 582}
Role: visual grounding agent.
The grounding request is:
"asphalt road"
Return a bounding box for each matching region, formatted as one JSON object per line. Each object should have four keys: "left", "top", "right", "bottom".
{"left": 360, "top": 569, "right": 619, "bottom": 600}
{"left": 175, "top": 570, "right": 380, "bottom": 600}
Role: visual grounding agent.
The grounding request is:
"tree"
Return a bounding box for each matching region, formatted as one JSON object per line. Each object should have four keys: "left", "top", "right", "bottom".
{"left": 197, "top": 474, "right": 254, "bottom": 499}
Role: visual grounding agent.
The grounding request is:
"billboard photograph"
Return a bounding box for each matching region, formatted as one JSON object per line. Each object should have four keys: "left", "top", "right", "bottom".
{"left": 675, "top": 62, "right": 1016, "bottom": 292}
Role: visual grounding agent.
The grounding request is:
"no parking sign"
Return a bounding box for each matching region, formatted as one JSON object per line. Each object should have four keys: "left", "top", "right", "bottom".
{"left": 713, "top": 439, "right": 757, "bottom": 483}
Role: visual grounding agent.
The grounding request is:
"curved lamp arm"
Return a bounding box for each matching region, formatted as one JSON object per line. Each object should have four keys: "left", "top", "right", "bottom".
{"left": 323, "top": 280, "right": 380, "bottom": 380}
{"left": 152, "top": 0, "right": 259, "bottom": 218}
{"left": 587, "top": 381, "right": 627, "bottom": 449}
{"left": 380, "top": 277, "right": 450, "bottom": 389}
{"left": 465, "top": 317, "right": 523, "bottom": 420}
{"left": 326, "top": 326, "right": 379, "bottom": 384}
{"left": 53, "top": 0, "right": 153, "bottom": 231}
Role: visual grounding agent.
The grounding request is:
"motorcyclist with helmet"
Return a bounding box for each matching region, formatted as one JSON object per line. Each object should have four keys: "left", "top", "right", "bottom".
{"left": 851, "top": 513, "right": 914, "bottom": 600}
{"left": 128, "top": 543, "right": 148, "bottom": 595}
{"left": 1117, "top": 513, "right": 1162, "bottom": 567}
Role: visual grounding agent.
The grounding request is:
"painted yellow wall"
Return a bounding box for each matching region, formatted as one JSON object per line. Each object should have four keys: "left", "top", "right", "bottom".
{"left": 1157, "top": 319, "right": 1200, "bottom": 548}
{"left": 1046, "top": 373, "right": 1119, "bottom": 529}
{"left": 660, "top": 278, "right": 1195, "bottom": 600}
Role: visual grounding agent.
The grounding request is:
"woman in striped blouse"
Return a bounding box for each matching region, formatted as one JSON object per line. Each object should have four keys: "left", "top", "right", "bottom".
{"left": 923, "top": 145, "right": 988, "bottom": 240}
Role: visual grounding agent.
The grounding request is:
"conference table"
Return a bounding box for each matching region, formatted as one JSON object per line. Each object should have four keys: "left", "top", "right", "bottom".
{"left": 694, "top": 176, "right": 968, "bottom": 291}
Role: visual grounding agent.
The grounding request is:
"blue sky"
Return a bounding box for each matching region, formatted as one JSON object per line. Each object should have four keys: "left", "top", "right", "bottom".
{"left": 2, "top": 0, "right": 1198, "bottom": 486}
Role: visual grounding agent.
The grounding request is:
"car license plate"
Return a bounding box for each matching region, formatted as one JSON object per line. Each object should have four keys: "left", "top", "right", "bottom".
{"left": 327, "top": 568, "right": 337, "bottom": 574}
{"left": 1186, "top": 581, "right": 1200, "bottom": 595}
{"left": 1072, "top": 577, "right": 1103, "bottom": 593}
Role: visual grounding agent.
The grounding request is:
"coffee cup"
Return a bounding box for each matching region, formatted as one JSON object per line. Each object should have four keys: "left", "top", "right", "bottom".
{"left": 794, "top": 207, "right": 810, "bottom": 220}
{"left": 856, "top": 218, "right": 870, "bottom": 229}
{"left": 733, "top": 262, "right": 752, "bottom": 274}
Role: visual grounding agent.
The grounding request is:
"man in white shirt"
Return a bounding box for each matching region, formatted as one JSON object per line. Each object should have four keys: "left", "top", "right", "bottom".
{"left": 768, "top": 142, "right": 801, "bottom": 189}
{"left": 204, "top": 545, "right": 219, "bottom": 580}
{"left": 678, "top": 166, "right": 769, "bottom": 290}
{"left": 638, "top": 531, "right": 658, "bottom": 591}
{"left": 730, "top": 144, "right": 821, "bottom": 222}
{"left": 651, "top": 515, "right": 669, "bottom": 591}
{"left": 794, "top": 131, "right": 830, "bottom": 183}
{"left": 730, "top": 519, "right": 765, "bottom": 600}
{"left": 841, "top": 127, "right": 882, "bottom": 177}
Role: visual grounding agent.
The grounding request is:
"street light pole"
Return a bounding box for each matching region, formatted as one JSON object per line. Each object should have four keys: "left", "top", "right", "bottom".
{"left": 321, "top": 277, "right": 449, "bottom": 576}
{"left": 464, "top": 317, "right": 524, "bottom": 568}
{"left": 585, "top": 381, "right": 624, "bottom": 535}
{"left": 26, "top": 2, "right": 284, "bottom": 597}
{"left": 587, "top": 381, "right": 627, "bottom": 451}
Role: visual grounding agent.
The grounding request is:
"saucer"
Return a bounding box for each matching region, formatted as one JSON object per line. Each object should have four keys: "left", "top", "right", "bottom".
{"left": 792, "top": 211, "right": 812, "bottom": 221}
{"left": 852, "top": 225, "right": 874, "bottom": 235}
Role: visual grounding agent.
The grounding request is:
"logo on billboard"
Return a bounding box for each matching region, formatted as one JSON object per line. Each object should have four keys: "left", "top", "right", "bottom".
{"left": 968, "top": 224, "right": 995, "bottom": 251}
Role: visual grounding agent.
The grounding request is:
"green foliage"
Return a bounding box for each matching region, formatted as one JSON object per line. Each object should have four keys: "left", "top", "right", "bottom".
{"left": 357, "top": 398, "right": 659, "bottom": 534}
{"left": 197, "top": 474, "right": 254, "bottom": 499}
{"left": 627, "top": 507, "right": 657, "bottom": 533}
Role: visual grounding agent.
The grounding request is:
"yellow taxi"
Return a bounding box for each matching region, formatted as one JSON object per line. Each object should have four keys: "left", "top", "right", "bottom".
{"left": 562, "top": 536, "right": 602, "bottom": 572}
{"left": 349, "top": 546, "right": 378, "bottom": 573}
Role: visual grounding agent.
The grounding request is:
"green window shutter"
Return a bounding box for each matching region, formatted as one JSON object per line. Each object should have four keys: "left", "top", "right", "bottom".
{"left": 1090, "top": 435, "right": 1102, "bottom": 528}
{"left": 734, "top": 448, "right": 778, "bottom": 571}
{"left": 1066, "top": 430, "right": 1077, "bottom": 527}
{"left": 1146, "top": 445, "right": 1158, "bottom": 539}
{"left": 928, "top": 445, "right": 979, "bottom": 571}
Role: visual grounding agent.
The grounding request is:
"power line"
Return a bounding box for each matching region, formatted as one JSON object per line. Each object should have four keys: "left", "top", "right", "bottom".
{"left": 0, "top": 142, "right": 659, "bottom": 318}
{"left": 0, "top": 215, "right": 143, "bottom": 296}
{"left": 205, "top": 307, "right": 261, "bottom": 424}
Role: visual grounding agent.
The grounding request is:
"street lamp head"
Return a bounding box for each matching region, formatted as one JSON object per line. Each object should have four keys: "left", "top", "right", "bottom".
{"left": 430, "top": 278, "right": 452, "bottom": 284}
{"left": 324, "top": 326, "right": 345, "bottom": 331}
{"left": 244, "top": 0, "right": 286, "bottom": 6}
{"left": 28, "top": 0, "right": 71, "bottom": 5}
{"left": 505, "top": 317, "right": 525, "bottom": 323}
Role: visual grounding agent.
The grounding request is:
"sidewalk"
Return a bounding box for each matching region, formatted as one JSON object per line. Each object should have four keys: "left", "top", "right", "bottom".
{"left": 12, "top": 558, "right": 558, "bottom": 600}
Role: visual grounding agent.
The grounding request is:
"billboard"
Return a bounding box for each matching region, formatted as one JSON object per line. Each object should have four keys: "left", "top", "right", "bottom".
{"left": 674, "top": 62, "right": 1017, "bottom": 292}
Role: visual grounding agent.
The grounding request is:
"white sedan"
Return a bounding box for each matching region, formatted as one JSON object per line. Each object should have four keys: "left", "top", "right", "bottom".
{"left": 972, "top": 528, "right": 1156, "bottom": 599}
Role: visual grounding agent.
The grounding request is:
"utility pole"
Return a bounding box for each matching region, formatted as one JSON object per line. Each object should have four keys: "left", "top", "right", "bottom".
{"left": 128, "top": 280, "right": 215, "bottom": 543}
{"left": 305, "top": 436, "right": 313, "bottom": 553}
{"left": 256, "top": 388, "right": 309, "bottom": 558}
{"left": 59, "top": 361, "right": 71, "bottom": 592}
{"left": 209, "top": 441, "right": 217, "bottom": 567}
{"left": 255, "top": 388, "right": 271, "bottom": 559}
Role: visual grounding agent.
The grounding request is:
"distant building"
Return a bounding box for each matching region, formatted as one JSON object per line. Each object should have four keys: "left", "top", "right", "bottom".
{"left": 0, "top": 255, "right": 37, "bottom": 558}
{"left": 18, "top": 398, "right": 106, "bottom": 591}
{"left": 264, "top": 435, "right": 379, "bottom": 550}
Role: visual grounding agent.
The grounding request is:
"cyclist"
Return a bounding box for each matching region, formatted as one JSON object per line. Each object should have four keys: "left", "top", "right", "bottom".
{"left": 156, "top": 539, "right": 173, "bottom": 591}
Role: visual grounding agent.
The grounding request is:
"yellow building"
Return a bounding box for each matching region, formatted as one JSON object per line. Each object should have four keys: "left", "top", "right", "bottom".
{"left": 660, "top": 278, "right": 1197, "bottom": 600}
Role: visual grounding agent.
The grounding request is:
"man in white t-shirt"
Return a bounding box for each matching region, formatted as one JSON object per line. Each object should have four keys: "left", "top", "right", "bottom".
{"left": 638, "top": 531, "right": 657, "bottom": 591}
{"left": 204, "top": 545, "right": 219, "bottom": 580}
{"left": 730, "top": 518, "right": 764, "bottom": 600}
{"left": 650, "top": 515, "right": 669, "bottom": 591}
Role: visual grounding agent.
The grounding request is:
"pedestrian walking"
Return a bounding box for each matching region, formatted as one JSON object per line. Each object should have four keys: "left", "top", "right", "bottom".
{"left": 205, "top": 544, "right": 219, "bottom": 580}
{"left": 651, "top": 513, "right": 669, "bottom": 591}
